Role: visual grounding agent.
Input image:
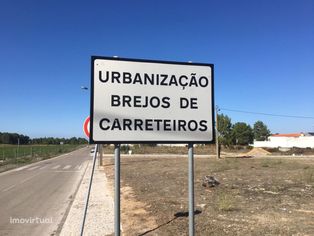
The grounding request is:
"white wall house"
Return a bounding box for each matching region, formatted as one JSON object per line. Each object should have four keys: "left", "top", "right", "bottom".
{"left": 254, "top": 133, "right": 314, "bottom": 148}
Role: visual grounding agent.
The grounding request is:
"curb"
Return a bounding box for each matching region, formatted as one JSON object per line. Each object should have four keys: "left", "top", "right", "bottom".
{"left": 60, "top": 158, "right": 115, "bottom": 235}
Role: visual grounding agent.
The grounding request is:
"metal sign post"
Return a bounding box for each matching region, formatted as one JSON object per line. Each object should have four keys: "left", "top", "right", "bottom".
{"left": 188, "top": 143, "right": 195, "bottom": 236}
{"left": 99, "top": 145, "right": 103, "bottom": 166}
{"left": 80, "top": 144, "right": 98, "bottom": 236}
{"left": 90, "top": 56, "right": 215, "bottom": 235}
{"left": 114, "top": 144, "right": 121, "bottom": 236}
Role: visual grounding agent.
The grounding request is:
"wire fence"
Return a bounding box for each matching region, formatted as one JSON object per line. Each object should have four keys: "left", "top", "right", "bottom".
{"left": 0, "top": 145, "right": 83, "bottom": 172}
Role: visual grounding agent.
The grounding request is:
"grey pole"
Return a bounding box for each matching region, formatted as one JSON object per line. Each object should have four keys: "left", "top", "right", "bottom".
{"left": 114, "top": 144, "right": 121, "bottom": 236}
{"left": 188, "top": 143, "right": 195, "bottom": 236}
{"left": 215, "top": 106, "right": 220, "bottom": 159}
{"left": 99, "top": 145, "right": 103, "bottom": 166}
{"left": 80, "top": 144, "right": 98, "bottom": 236}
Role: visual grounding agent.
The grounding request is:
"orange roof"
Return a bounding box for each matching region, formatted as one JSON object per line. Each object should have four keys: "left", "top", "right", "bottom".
{"left": 271, "top": 133, "right": 303, "bottom": 137}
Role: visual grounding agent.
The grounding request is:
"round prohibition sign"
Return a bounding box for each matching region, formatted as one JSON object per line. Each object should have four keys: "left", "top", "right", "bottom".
{"left": 83, "top": 116, "right": 90, "bottom": 138}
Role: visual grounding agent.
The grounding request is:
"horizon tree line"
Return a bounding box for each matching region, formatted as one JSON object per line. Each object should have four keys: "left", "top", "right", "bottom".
{"left": 218, "top": 114, "right": 271, "bottom": 146}
{"left": 0, "top": 132, "right": 87, "bottom": 145}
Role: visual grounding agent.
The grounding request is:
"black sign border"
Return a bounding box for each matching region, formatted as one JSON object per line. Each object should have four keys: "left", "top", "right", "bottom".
{"left": 90, "top": 56, "right": 215, "bottom": 144}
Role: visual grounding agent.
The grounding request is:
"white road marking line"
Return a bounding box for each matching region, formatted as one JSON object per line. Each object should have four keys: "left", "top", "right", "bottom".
{"left": 63, "top": 165, "right": 71, "bottom": 170}
{"left": 0, "top": 147, "right": 87, "bottom": 177}
{"left": 75, "top": 164, "right": 82, "bottom": 170}
{"left": 14, "top": 166, "right": 29, "bottom": 171}
{"left": 27, "top": 166, "right": 40, "bottom": 171}
{"left": 2, "top": 184, "right": 16, "bottom": 192}
{"left": 52, "top": 165, "right": 61, "bottom": 170}
{"left": 1, "top": 172, "right": 42, "bottom": 192}
{"left": 19, "top": 173, "right": 40, "bottom": 184}
{"left": 39, "top": 166, "right": 47, "bottom": 170}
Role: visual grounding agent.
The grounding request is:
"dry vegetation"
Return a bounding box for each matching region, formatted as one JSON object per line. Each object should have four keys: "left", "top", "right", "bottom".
{"left": 102, "top": 147, "right": 314, "bottom": 235}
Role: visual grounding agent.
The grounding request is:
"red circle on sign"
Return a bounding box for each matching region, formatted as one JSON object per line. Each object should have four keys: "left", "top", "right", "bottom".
{"left": 83, "top": 116, "right": 90, "bottom": 138}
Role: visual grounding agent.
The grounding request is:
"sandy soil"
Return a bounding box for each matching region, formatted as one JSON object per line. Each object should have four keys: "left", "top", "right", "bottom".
{"left": 103, "top": 155, "right": 314, "bottom": 235}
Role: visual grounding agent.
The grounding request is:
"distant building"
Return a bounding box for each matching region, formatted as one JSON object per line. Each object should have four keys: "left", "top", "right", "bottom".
{"left": 254, "top": 132, "right": 314, "bottom": 148}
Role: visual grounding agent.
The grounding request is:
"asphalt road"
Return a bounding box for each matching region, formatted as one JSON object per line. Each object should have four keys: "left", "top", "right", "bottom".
{"left": 0, "top": 146, "right": 92, "bottom": 236}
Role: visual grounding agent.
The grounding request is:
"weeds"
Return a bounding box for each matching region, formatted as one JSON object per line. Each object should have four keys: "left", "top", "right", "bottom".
{"left": 261, "top": 159, "right": 282, "bottom": 168}
{"left": 261, "top": 159, "right": 272, "bottom": 167}
{"left": 303, "top": 169, "right": 314, "bottom": 183}
{"left": 217, "top": 193, "right": 236, "bottom": 211}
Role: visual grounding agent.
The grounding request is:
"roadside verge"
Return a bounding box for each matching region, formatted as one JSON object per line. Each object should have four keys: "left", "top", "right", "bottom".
{"left": 60, "top": 159, "right": 114, "bottom": 236}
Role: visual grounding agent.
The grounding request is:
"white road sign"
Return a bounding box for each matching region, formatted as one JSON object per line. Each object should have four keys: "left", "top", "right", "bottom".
{"left": 90, "top": 56, "right": 214, "bottom": 144}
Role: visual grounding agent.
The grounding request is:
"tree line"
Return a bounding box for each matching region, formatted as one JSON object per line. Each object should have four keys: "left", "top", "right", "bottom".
{"left": 0, "top": 132, "right": 88, "bottom": 145}
{"left": 1, "top": 115, "right": 269, "bottom": 146}
{"left": 218, "top": 114, "right": 270, "bottom": 146}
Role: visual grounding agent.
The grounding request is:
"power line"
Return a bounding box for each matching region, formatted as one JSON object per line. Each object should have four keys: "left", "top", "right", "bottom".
{"left": 219, "top": 108, "right": 314, "bottom": 120}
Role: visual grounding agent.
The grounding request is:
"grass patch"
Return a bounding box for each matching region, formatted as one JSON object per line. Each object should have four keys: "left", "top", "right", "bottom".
{"left": 261, "top": 159, "right": 283, "bottom": 168}
{"left": 303, "top": 169, "right": 314, "bottom": 183}
{"left": 216, "top": 192, "right": 237, "bottom": 211}
{"left": 213, "top": 159, "right": 240, "bottom": 172}
{"left": 102, "top": 144, "right": 217, "bottom": 155}
{"left": 0, "top": 144, "right": 83, "bottom": 172}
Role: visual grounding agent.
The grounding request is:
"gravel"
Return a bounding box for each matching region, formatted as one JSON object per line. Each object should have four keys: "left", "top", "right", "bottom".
{"left": 60, "top": 159, "right": 114, "bottom": 236}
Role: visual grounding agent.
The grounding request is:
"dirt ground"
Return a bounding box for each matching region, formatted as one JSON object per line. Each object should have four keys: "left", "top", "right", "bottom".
{"left": 103, "top": 155, "right": 314, "bottom": 236}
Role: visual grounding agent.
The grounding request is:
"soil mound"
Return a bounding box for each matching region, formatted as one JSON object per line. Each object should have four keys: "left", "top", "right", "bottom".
{"left": 246, "top": 147, "right": 271, "bottom": 156}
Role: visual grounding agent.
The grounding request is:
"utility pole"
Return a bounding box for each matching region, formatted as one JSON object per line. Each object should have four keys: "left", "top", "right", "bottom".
{"left": 215, "top": 106, "right": 220, "bottom": 159}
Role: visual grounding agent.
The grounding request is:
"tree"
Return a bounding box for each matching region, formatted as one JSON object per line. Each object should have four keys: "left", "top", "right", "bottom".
{"left": 68, "top": 137, "right": 78, "bottom": 145}
{"left": 232, "top": 122, "right": 253, "bottom": 145}
{"left": 217, "top": 114, "right": 233, "bottom": 146}
{"left": 0, "top": 133, "right": 87, "bottom": 145}
{"left": 1, "top": 133, "right": 11, "bottom": 144}
{"left": 253, "top": 121, "right": 271, "bottom": 141}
